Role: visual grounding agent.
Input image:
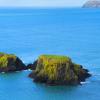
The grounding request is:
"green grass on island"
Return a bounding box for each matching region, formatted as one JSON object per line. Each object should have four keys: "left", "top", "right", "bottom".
{"left": 0, "top": 52, "right": 17, "bottom": 68}
{"left": 39, "top": 55, "right": 72, "bottom": 63}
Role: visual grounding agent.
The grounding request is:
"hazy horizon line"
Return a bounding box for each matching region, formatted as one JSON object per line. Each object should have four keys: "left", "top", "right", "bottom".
{"left": 0, "top": 6, "right": 83, "bottom": 9}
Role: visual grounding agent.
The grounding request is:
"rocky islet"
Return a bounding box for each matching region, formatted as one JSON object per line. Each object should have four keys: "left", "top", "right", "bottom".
{"left": 29, "top": 55, "right": 91, "bottom": 85}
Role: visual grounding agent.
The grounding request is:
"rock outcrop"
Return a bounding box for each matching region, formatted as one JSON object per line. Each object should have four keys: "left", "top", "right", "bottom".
{"left": 0, "top": 52, "right": 26, "bottom": 72}
{"left": 27, "top": 60, "right": 37, "bottom": 70}
{"left": 83, "top": 0, "right": 100, "bottom": 8}
{"left": 29, "top": 55, "right": 91, "bottom": 85}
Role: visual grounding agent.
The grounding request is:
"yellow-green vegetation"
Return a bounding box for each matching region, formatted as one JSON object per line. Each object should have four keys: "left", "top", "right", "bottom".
{"left": 0, "top": 52, "right": 17, "bottom": 68}
{"left": 30, "top": 54, "right": 91, "bottom": 85}
{"left": 36, "top": 55, "right": 71, "bottom": 76}
{"left": 73, "top": 63, "right": 81, "bottom": 75}
{"left": 39, "top": 55, "right": 71, "bottom": 63}
{"left": 33, "top": 55, "right": 81, "bottom": 84}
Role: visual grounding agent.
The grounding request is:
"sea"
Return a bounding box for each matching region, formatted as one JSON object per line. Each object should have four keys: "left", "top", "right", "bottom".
{"left": 0, "top": 8, "right": 100, "bottom": 100}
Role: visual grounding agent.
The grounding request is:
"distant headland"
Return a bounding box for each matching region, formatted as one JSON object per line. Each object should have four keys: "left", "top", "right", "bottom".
{"left": 83, "top": 0, "right": 100, "bottom": 8}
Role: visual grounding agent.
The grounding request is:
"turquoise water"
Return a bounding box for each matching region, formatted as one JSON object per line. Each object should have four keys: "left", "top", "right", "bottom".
{"left": 0, "top": 8, "right": 100, "bottom": 100}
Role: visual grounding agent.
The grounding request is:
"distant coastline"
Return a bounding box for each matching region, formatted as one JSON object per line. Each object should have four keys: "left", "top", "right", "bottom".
{"left": 83, "top": 0, "right": 100, "bottom": 8}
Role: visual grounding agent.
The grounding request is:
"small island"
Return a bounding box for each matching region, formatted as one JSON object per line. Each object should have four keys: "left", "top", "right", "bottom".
{"left": 0, "top": 52, "right": 26, "bottom": 72}
{"left": 29, "top": 55, "right": 91, "bottom": 85}
{"left": 83, "top": 0, "right": 100, "bottom": 8}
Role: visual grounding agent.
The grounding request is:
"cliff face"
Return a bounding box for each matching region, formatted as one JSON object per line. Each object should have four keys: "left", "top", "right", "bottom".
{"left": 29, "top": 55, "right": 91, "bottom": 85}
{"left": 83, "top": 0, "right": 100, "bottom": 8}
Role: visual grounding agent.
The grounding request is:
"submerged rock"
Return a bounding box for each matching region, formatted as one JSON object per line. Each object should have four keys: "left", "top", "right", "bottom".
{"left": 0, "top": 52, "right": 26, "bottom": 72}
{"left": 29, "top": 55, "right": 91, "bottom": 85}
{"left": 83, "top": 0, "right": 100, "bottom": 8}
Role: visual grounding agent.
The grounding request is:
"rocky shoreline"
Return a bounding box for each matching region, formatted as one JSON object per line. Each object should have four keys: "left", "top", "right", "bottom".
{"left": 0, "top": 52, "right": 91, "bottom": 85}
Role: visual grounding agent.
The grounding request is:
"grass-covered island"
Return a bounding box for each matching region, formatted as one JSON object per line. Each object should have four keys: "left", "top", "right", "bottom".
{"left": 29, "top": 55, "right": 91, "bottom": 85}
{"left": 0, "top": 52, "right": 26, "bottom": 72}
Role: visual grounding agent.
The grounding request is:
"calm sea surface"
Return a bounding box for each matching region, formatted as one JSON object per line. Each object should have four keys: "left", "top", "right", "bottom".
{"left": 0, "top": 8, "right": 100, "bottom": 100}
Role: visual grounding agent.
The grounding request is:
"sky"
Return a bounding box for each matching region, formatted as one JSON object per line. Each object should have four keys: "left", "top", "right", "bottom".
{"left": 0, "top": 0, "right": 88, "bottom": 7}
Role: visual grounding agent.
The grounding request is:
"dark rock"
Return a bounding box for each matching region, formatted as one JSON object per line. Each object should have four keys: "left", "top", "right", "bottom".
{"left": 29, "top": 55, "right": 91, "bottom": 86}
{"left": 27, "top": 60, "right": 37, "bottom": 70}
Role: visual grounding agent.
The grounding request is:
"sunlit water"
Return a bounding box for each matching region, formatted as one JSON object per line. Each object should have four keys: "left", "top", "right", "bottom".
{"left": 0, "top": 8, "right": 100, "bottom": 100}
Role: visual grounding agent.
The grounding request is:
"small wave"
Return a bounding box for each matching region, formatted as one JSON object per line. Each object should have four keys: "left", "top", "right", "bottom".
{"left": 23, "top": 69, "right": 31, "bottom": 72}
{"left": 1, "top": 72, "right": 5, "bottom": 74}
{"left": 81, "top": 81, "right": 90, "bottom": 84}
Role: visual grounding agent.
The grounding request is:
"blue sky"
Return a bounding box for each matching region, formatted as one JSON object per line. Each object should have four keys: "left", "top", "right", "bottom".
{"left": 0, "top": 0, "right": 87, "bottom": 7}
